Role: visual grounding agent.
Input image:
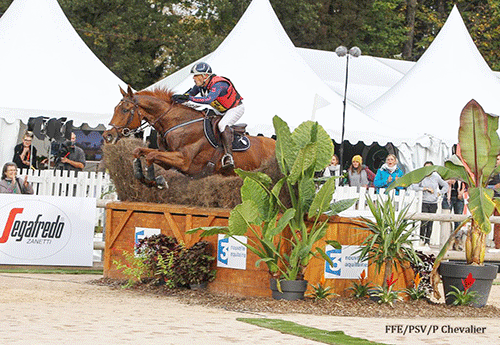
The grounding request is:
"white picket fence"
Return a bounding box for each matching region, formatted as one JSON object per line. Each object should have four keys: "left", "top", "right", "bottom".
{"left": 331, "top": 186, "right": 423, "bottom": 218}
{"left": 18, "top": 169, "right": 117, "bottom": 228}
{"left": 12, "top": 170, "right": 491, "bottom": 248}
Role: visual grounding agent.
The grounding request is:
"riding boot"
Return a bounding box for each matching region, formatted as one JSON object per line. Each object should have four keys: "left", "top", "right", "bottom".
{"left": 221, "top": 126, "right": 234, "bottom": 169}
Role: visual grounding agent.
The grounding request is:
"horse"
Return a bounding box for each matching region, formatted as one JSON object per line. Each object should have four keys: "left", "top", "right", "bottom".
{"left": 103, "top": 86, "right": 276, "bottom": 188}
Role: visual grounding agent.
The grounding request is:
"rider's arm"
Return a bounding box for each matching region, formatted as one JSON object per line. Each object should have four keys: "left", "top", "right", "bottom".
{"left": 187, "top": 86, "right": 200, "bottom": 96}
{"left": 189, "top": 82, "right": 228, "bottom": 104}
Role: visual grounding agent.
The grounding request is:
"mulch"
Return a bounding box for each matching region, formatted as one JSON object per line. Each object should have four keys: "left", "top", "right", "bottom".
{"left": 92, "top": 278, "right": 500, "bottom": 318}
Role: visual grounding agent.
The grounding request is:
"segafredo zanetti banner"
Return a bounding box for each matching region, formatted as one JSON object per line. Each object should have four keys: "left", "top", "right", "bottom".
{"left": 0, "top": 194, "right": 95, "bottom": 266}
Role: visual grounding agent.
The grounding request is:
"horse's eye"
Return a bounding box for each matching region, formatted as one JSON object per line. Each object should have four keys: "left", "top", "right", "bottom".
{"left": 122, "top": 108, "right": 129, "bottom": 113}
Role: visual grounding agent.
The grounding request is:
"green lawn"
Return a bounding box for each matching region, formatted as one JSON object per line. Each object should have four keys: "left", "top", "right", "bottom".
{"left": 237, "top": 318, "right": 387, "bottom": 345}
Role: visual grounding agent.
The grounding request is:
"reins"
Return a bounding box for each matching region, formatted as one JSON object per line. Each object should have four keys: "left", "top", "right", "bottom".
{"left": 112, "top": 96, "right": 204, "bottom": 139}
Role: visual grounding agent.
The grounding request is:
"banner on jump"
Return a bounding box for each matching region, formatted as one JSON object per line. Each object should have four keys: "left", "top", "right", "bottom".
{"left": 0, "top": 194, "right": 96, "bottom": 266}
{"left": 217, "top": 234, "right": 247, "bottom": 270}
{"left": 324, "top": 245, "right": 368, "bottom": 279}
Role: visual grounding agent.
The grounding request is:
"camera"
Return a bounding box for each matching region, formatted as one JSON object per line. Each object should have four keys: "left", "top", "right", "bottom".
{"left": 54, "top": 141, "right": 75, "bottom": 168}
{"left": 57, "top": 140, "right": 75, "bottom": 158}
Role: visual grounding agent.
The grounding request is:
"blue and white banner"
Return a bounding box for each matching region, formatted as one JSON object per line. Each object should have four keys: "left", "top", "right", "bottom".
{"left": 135, "top": 227, "right": 161, "bottom": 245}
{"left": 324, "top": 245, "right": 368, "bottom": 279}
{"left": 217, "top": 234, "right": 247, "bottom": 270}
{"left": 0, "top": 194, "right": 95, "bottom": 266}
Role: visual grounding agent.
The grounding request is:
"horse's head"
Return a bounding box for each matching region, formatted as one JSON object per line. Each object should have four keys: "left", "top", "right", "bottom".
{"left": 103, "top": 85, "right": 144, "bottom": 144}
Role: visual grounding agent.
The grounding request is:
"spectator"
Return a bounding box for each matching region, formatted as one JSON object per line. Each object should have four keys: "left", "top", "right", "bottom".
{"left": 487, "top": 154, "right": 500, "bottom": 249}
{"left": 13, "top": 131, "right": 37, "bottom": 169}
{"left": 56, "top": 133, "right": 86, "bottom": 171}
{"left": 323, "top": 154, "right": 340, "bottom": 178}
{"left": 0, "top": 162, "right": 34, "bottom": 194}
{"left": 373, "top": 154, "right": 404, "bottom": 191}
{"left": 348, "top": 155, "right": 369, "bottom": 190}
{"left": 410, "top": 161, "right": 448, "bottom": 247}
{"left": 442, "top": 179, "right": 467, "bottom": 250}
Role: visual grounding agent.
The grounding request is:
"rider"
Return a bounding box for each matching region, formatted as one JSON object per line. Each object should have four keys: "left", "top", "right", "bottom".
{"left": 172, "top": 62, "right": 244, "bottom": 169}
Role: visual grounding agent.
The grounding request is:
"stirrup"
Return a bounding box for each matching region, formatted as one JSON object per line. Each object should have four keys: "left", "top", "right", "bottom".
{"left": 221, "top": 154, "right": 234, "bottom": 168}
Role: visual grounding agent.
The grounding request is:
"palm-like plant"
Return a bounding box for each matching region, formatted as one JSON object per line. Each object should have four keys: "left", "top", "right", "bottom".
{"left": 187, "top": 115, "right": 357, "bottom": 281}
{"left": 388, "top": 99, "right": 500, "bottom": 297}
{"left": 356, "top": 196, "right": 421, "bottom": 288}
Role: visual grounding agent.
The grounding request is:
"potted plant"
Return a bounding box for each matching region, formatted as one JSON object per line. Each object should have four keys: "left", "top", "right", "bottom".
{"left": 388, "top": 99, "right": 499, "bottom": 307}
{"left": 355, "top": 195, "right": 421, "bottom": 292}
{"left": 188, "top": 115, "right": 356, "bottom": 300}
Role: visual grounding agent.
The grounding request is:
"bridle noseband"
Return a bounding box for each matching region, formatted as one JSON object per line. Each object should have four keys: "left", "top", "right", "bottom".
{"left": 110, "top": 98, "right": 149, "bottom": 137}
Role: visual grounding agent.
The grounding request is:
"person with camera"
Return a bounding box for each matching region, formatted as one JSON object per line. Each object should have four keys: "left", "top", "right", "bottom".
{"left": 57, "top": 133, "right": 86, "bottom": 171}
{"left": 0, "top": 162, "right": 34, "bottom": 194}
{"left": 13, "top": 131, "right": 37, "bottom": 170}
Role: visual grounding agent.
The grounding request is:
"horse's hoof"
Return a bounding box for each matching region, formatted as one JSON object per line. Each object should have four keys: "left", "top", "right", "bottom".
{"left": 155, "top": 176, "right": 167, "bottom": 189}
{"left": 133, "top": 158, "right": 144, "bottom": 180}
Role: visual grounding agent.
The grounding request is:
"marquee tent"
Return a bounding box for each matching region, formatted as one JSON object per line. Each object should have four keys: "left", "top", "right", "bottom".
{"left": 0, "top": 0, "right": 127, "bottom": 166}
{"left": 296, "top": 48, "right": 409, "bottom": 109}
{"left": 148, "top": 0, "right": 400, "bottom": 146}
{"left": 363, "top": 6, "right": 500, "bottom": 170}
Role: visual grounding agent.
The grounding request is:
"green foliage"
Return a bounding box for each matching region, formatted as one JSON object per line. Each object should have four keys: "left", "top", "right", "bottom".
{"left": 355, "top": 195, "right": 421, "bottom": 288}
{"left": 446, "top": 285, "right": 479, "bottom": 306}
{"left": 189, "top": 116, "right": 357, "bottom": 281}
{"left": 389, "top": 100, "right": 500, "bottom": 266}
{"left": 370, "top": 273, "right": 401, "bottom": 306}
{"left": 182, "top": 240, "right": 216, "bottom": 285}
{"left": 403, "top": 272, "right": 427, "bottom": 300}
{"left": 347, "top": 271, "right": 373, "bottom": 298}
{"left": 114, "top": 234, "right": 215, "bottom": 288}
{"left": 113, "top": 251, "right": 152, "bottom": 288}
{"left": 308, "top": 281, "right": 337, "bottom": 300}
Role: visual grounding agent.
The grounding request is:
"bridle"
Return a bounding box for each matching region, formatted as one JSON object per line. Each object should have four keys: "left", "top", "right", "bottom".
{"left": 109, "top": 98, "right": 148, "bottom": 137}
{"left": 109, "top": 96, "right": 202, "bottom": 139}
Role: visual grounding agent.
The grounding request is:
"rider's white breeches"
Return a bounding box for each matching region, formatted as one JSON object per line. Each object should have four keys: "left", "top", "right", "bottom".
{"left": 218, "top": 103, "right": 245, "bottom": 132}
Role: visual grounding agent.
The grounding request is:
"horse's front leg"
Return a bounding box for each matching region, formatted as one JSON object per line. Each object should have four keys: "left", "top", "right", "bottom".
{"left": 132, "top": 147, "right": 170, "bottom": 188}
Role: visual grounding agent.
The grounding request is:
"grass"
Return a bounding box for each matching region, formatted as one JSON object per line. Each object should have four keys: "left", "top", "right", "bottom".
{"left": 0, "top": 268, "right": 103, "bottom": 275}
{"left": 237, "top": 318, "right": 387, "bottom": 345}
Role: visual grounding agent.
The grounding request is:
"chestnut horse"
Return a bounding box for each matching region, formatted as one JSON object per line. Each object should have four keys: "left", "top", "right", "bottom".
{"left": 103, "top": 86, "right": 276, "bottom": 187}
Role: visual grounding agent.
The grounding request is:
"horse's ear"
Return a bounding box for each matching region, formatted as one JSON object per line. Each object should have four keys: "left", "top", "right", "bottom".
{"left": 119, "top": 85, "right": 127, "bottom": 97}
{"left": 127, "top": 85, "right": 134, "bottom": 97}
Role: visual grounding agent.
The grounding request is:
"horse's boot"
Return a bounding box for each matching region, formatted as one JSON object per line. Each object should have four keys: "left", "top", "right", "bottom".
{"left": 133, "top": 158, "right": 145, "bottom": 181}
{"left": 221, "top": 126, "right": 234, "bottom": 169}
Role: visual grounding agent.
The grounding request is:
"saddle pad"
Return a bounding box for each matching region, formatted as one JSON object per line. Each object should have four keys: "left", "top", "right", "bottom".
{"left": 203, "top": 118, "right": 251, "bottom": 151}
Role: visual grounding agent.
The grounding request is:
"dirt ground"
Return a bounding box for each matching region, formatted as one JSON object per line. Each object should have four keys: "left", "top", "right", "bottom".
{"left": 95, "top": 277, "right": 500, "bottom": 319}
{"left": 1, "top": 273, "right": 500, "bottom": 345}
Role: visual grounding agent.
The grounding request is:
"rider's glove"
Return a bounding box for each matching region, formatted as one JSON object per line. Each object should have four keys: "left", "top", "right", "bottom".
{"left": 172, "top": 94, "right": 189, "bottom": 103}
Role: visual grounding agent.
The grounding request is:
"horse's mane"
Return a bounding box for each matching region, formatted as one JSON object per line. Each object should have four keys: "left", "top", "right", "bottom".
{"left": 136, "top": 88, "right": 175, "bottom": 103}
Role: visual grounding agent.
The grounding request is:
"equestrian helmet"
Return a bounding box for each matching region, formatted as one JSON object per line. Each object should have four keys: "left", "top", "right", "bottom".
{"left": 190, "top": 62, "right": 212, "bottom": 75}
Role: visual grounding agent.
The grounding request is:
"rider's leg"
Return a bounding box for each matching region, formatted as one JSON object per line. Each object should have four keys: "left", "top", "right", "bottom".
{"left": 218, "top": 104, "right": 244, "bottom": 168}
{"left": 221, "top": 125, "right": 234, "bottom": 168}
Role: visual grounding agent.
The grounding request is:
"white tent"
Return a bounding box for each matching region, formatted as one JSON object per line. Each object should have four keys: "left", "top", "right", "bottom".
{"left": 0, "top": 0, "right": 127, "bottom": 165}
{"left": 296, "top": 48, "right": 408, "bottom": 109}
{"left": 364, "top": 6, "right": 500, "bottom": 155}
{"left": 149, "top": 0, "right": 399, "bottom": 146}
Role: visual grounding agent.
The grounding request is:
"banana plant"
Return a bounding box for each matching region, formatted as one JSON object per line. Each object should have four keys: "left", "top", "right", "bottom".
{"left": 187, "top": 115, "right": 357, "bottom": 281}
{"left": 387, "top": 99, "right": 500, "bottom": 297}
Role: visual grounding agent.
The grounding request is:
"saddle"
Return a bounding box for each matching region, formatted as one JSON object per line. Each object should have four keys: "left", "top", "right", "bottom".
{"left": 203, "top": 111, "right": 251, "bottom": 151}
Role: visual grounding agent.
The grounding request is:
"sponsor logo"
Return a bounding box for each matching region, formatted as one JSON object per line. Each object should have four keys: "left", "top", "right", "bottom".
{"left": 0, "top": 200, "right": 72, "bottom": 260}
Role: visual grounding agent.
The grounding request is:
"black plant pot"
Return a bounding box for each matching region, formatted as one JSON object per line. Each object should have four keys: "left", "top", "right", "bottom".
{"left": 439, "top": 261, "right": 498, "bottom": 307}
{"left": 269, "top": 278, "right": 308, "bottom": 301}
